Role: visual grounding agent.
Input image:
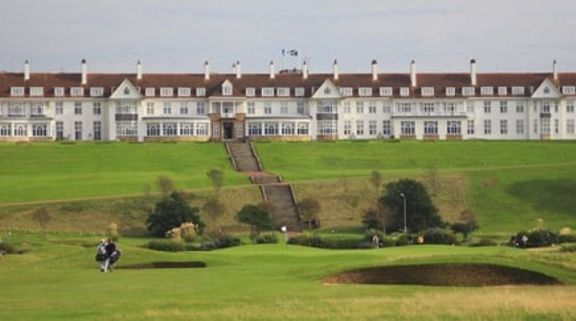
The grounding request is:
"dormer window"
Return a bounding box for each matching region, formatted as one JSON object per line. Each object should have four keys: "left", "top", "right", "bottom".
{"left": 10, "top": 87, "right": 25, "bottom": 96}
{"left": 340, "top": 87, "right": 353, "bottom": 96}
{"left": 462, "top": 87, "right": 475, "bottom": 96}
{"left": 54, "top": 87, "right": 65, "bottom": 97}
{"left": 446, "top": 87, "right": 456, "bottom": 96}
{"left": 400, "top": 87, "right": 410, "bottom": 97}
{"left": 246, "top": 87, "right": 255, "bottom": 96}
{"left": 160, "top": 87, "right": 174, "bottom": 97}
{"left": 498, "top": 86, "right": 507, "bottom": 96}
{"left": 421, "top": 87, "right": 434, "bottom": 97}
{"left": 90, "top": 87, "right": 104, "bottom": 97}
{"left": 178, "top": 87, "right": 191, "bottom": 97}
{"left": 222, "top": 85, "right": 232, "bottom": 96}
{"left": 30, "top": 87, "right": 44, "bottom": 96}
{"left": 295, "top": 87, "right": 305, "bottom": 97}
{"left": 512, "top": 86, "right": 525, "bottom": 96}
{"left": 277, "top": 87, "right": 289, "bottom": 97}
{"left": 145, "top": 88, "right": 155, "bottom": 97}
{"left": 196, "top": 87, "right": 206, "bottom": 96}
{"left": 481, "top": 87, "right": 493, "bottom": 96}
{"left": 71, "top": 87, "right": 84, "bottom": 97}
{"left": 562, "top": 86, "right": 576, "bottom": 95}
{"left": 379, "top": 87, "right": 393, "bottom": 97}
{"left": 359, "top": 87, "right": 373, "bottom": 96}
{"left": 262, "top": 87, "right": 274, "bottom": 97}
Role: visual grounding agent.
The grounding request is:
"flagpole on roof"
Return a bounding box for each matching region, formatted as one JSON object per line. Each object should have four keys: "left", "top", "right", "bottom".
{"left": 282, "top": 48, "right": 287, "bottom": 72}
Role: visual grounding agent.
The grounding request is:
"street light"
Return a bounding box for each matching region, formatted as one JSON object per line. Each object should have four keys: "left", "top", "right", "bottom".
{"left": 400, "top": 192, "right": 407, "bottom": 235}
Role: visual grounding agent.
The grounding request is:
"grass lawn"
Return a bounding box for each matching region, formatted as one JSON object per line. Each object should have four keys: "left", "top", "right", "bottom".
{"left": 0, "top": 232, "right": 575, "bottom": 321}
{"left": 0, "top": 142, "right": 248, "bottom": 204}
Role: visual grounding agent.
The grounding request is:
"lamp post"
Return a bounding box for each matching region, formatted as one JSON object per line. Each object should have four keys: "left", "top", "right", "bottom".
{"left": 400, "top": 192, "right": 407, "bottom": 235}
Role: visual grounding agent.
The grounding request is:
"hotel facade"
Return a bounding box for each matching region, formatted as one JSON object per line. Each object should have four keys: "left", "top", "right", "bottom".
{"left": 1, "top": 59, "right": 575, "bottom": 142}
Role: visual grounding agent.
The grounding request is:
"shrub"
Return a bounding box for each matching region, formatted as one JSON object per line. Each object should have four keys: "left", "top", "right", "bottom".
{"left": 558, "top": 234, "right": 576, "bottom": 244}
{"left": 560, "top": 244, "right": 576, "bottom": 253}
{"left": 0, "top": 242, "right": 29, "bottom": 254}
{"left": 514, "top": 229, "right": 559, "bottom": 248}
{"left": 147, "top": 240, "right": 185, "bottom": 252}
{"left": 395, "top": 234, "right": 411, "bottom": 246}
{"left": 254, "top": 233, "right": 279, "bottom": 244}
{"left": 422, "top": 228, "right": 459, "bottom": 245}
{"left": 287, "top": 235, "right": 370, "bottom": 249}
{"left": 191, "top": 235, "right": 242, "bottom": 251}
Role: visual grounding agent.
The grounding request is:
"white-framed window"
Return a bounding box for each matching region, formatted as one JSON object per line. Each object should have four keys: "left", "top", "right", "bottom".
{"left": 400, "top": 87, "right": 410, "bottom": 97}
{"left": 196, "top": 87, "right": 206, "bottom": 96}
{"left": 467, "top": 119, "right": 475, "bottom": 135}
{"left": 280, "top": 102, "right": 288, "bottom": 114}
{"left": 382, "top": 103, "right": 391, "bottom": 113}
{"left": 512, "top": 86, "right": 525, "bottom": 96}
{"left": 562, "top": 86, "right": 576, "bottom": 95}
{"left": 567, "top": 102, "right": 575, "bottom": 113}
{"left": 276, "top": 87, "right": 289, "bottom": 97}
{"left": 484, "top": 119, "right": 491, "bottom": 135}
{"left": 146, "top": 123, "right": 160, "bottom": 136}
{"left": 54, "top": 87, "right": 65, "bottom": 97}
{"left": 359, "top": 87, "right": 372, "bottom": 96}
{"left": 516, "top": 119, "right": 524, "bottom": 134}
{"left": 466, "top": 101, "right": 474, "bottom": 113}
{"left": 297, "top": 122, "right": 309, "bottom": 135}
{"left": 500, "top": 119, "right": 508, "bottom": 134}
{"left": 344, "top": 121, "right": 352, "bottom": 135}
{"left": 281, "top": 122, "right": 295, "bottom": 135}
{"left": 295, "top": 87, "right": 305, "bottom": 97}
{"left": 246, "top": 88, "right": 255, "bottom": 97}
{"left": 55, "top": 102, "right": 64, "bottom": 115}
{"left": 74, "top": 102, "right": 82, "bottom": 115}
{"left": 500, "top": 101, "right": 508, "bottom": 113}
{"left": 30, "top": 103, "right": 45, "bottom": 116}
{"left": 318, "top": 120, "right": 337, "bottom": 135}
{"left": 446, "top": 87, "right": 456, "bottom": 96}
{"left": 145, "top": 88, "right": 155, "bottom": 97}
{"left": 396, "top": 102, "right": 412, "bottom": 113}
{"left": 71, "top": 87, "right": 84, "bottom": 96}
{"left": 297, "top": 101, "right": 305, "bottom": 115}
{"left": 356, "top": 101, "right": 364, "bottom": 114}
{"left": 421, "top": 102, "right": 435, "bottom": 114}
{"left": 9, "top": 103, "right": 25, "bottom": 117}
{"left": 382, "top": 120, "right": 391, "bottom": 135}
{"left": 14, "top": 123, "right": 27, "bottom": 136}
{"left": 516, "top": 104, "right": 525, "bottom": 113}
{"left": 481, "top": 87, "right": 493, "bottom": 96}
{"left": 55, "top": 121, "right": 63, "bottom": 139}
{"left": 368, "top": 103, "right": 377, "bottom": 114}
{"left": 498, "top": 86, "right": 508, "bottom": 96}
{"left": 146, "top": 102, "right": 155, "bottom": 115}
{"left": 264, "top": 102, "right": 272, "bottom": 114}
{"left": 343, "top": 102, "right": 351, "bottom": 114}
{"left": 447, "top": 121, "right": 461, "bottom": 135}
{"left": 10, "top": 87, "right": 25, "bottom": 96}
{"left": 162, "top": 122, "right": 178, "bottom": 136}
{"left": 247, "top": 102, "right": 255, "bottom": 115}
{"left": 222, "top": 84, "right": 232, "bottom": 96}
{"left": 93, "top": 102, "right": 101, "bottom": 115}
{"left": 90, "top": 87, "right": 103, "bottom": 97}
{"left": 196, "top": 102, "right": 205, "bottom": 115}
{"left": 248, "top": 123, "right": 262, "bottom": 136}
{"left": 533, "top": 119, "right": 539, "bottom": 134}
{"left": 424, "top": 121, "right": 438, "bottom": 135}
{"left": 462, "top": 87, "right": 475, "bottom": 96}
{"left": 483, "top": 101, "right": 492, "bottom": 113}
{"left": 421, "top": 87, "right": 434, "bottom": 97}
{"left": 340, "top": 87, "right": 353, "bottom": 96}
{"left": 356, "top": 120, "right": 364, "bottom": 135}
{"left": 262, "top": 87, "right": 274, "bottom": 97}
{"left": 31, "top": 123, "right": 47, "bottom": 137}
{"left": 178, "top": 87, "right": 191, "bottom": 97}
{"left": 443, "top": 102, "right": 456, "bottom": 114}
{"left": 400, "top": 121, "right": 415, "bottom": 136}
{"left": 265, "top": 122, "right": 279, "bottom": 135}
{"left": 554, "top": 118, "right": 560, "bottom": 134}
{"left": 74, "top": 121, "right": 83, "bottom": 140}
{"left": 379, "top": 87, "right": 393, "bottom": 97}
{"left": 196, "top": 122, "right": 209, "bottom": 136}
{"left": 180, "top": 102, "right": 189, "bottom": 114}
{"left": 163, "top": 102, "right": 172, "bottom": 115}
{"left": 160, "top": 88, "right": 173, "bottom": 97}
{"left": 0, "top": 123, "right": 12, "bottom": 136}
{"left": 179, "top": 122, "right": 194, "bottom": 136}
{"left": 30, "top": 87, "right": 44, "bottom": 96}
{"left": 567, "top": 119, "right": 575, "bottom": 134}
{"left": 368, "top": 120, "right": 377, "bottom": 135}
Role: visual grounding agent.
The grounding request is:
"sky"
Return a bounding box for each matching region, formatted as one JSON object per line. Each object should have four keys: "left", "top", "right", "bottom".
{"left": 1, "top": 0, "right": 575, "bottom": 74}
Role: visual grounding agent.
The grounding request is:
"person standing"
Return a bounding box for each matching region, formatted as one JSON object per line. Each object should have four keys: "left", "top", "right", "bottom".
{"left": 96, "top": 239, "right": 108, "bottom": 272}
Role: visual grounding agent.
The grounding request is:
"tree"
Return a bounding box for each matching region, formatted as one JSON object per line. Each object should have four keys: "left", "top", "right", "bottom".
{"left": 202, "top": 196, "right": 226, "bottom": 231}
{"left": 32, "top": 207, "right": 51, "bottom": 239}
{"left": 235, "top": 204, "right": 273, "bottom": 238}
{"left": 362, "top": 202, "right": 389, "bottom": 232}
{"left": 370, "top": 170, "right": 382, "bottom": 191}
{"left": 378, "top": 179, "right": 443, "bottom": 233}
{"left": 156, "top": 176, "right": 175, "bottom": 197}
{"left": 297, "top": 198, "right": 321, "bottom": 231}
{"left": 450, "top": 209, "right": 478, "bottom": 240}
{"left": 206, "top": 168, "right": 224, "bottom": 199}
{"left": 147, "top": 191, "right": 205, "bottom": 237}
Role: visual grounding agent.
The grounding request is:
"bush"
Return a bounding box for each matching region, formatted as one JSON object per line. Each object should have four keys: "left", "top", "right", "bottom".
{"left": 287, "top": 235, "right": 370, "bottom": 249}
{"left": 514, "top": 229, "right": 559, "bottom": 248}
{"left": 560, "top": 244, "right": 576, "bottom": 253}
{"left": 422, "top": 228, "right": 459, "bottom": 245}
{"left": 558, "top": 234, "right": 576, "bottom": 244}
{"left": 0, "top": 242, "right": 29, "bottom": 254}
{"left": 254, "top": 233, "right": 279, "bottom": 244}
{"left": 147, "top": 240, "right": 185, "bottom": 252}
{"left": 190, "top": 235, "right": 242, "bottom": 251}
{"left": 469, "top": 238, "right": 498, "bottom": 247}
{"left": 395, "top": 234, "right": 411, "bottom": 246}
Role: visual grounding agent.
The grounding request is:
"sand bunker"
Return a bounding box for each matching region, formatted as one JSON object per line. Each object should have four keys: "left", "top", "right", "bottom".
{"left": 324, "top": 263, "right": 562, "bottom": 286}
{"left": 118, "top": 261, "right": 206, "bottom": 269}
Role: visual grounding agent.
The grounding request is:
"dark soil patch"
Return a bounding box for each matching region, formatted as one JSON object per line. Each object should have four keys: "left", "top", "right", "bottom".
{"left": 118, "top": 261, "right": 206, "bottom": 269}
{"left": 324, "top": 263, "right": 563, "bottom": 286}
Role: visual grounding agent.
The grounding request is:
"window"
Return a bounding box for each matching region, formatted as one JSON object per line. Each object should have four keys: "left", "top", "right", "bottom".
{"left": 382, "top": 120, "right": 391, "bottom": 135}
{"left": 481, "top": 87, "right": 494, "bottom": 96}
{"left": 516, "top": 104, "right": 525, "bottom": 113}
{"left": 222, "top": 85, "right": 232, "bottom": 96}
{"left": 498, "top": 87, "right": 508, "bottom": 96}
{"left": 421, "top": 102, "right": 435, "bottom": 114}
{"left": 567, "top": 119, "right": 575, "bottom": 134}
{"left": 466, "top": 101, "right": 474, "bottom": 113}
{"left": 10, "top": 87, "right": 25, "bottom": 96}
{"left": 146, "top": 123, "right": 160, "bottom": 136}
{"left": 318, "top": 120, "right": 337, "bottom": 135}
{"left": 382, "top": 103, "right": 391, "bottom": 113}
{"left": 32, "top": 123, "right": 47, "bottom": 137}
{"left": 368, "top": 103, "right": 377, "bottom": 114}
{"left": 56, "top": 121, "right": 63, "bottom": 139}
{"left": 30, "top": 103, "right": 45, "bottom": 117}
{"left": 30, "top": 87, "right": 44, "bottom": 96}
{"left": 145, "top": 88, "right": 155, "bottom": 97}
{"left": 343, "top": 102, "right": 351, "bottom": 114}
{"left": 533, "top": 119, "right": 538, "bottom": 134}
{"left": 484, "top": 120, "right": 491, "bottom": 135}
{"left": 93, "top": 102, "right": 101, "bottom": 115}
{"left": 180, "top": 102, "right": 189, "bottom": 114}
{"left": 146, "top": 102, "right": 155, "bottom": 115}
{"left": 54, "top": 87, "right": 65, "bottom": 97}
{"left": 178, "top": 88, "right": 191, "bottom": 97}
{"left": 262, "top": 88, "right": 274, "bottom": 97}
{"left": 379, "top": 87, "right": 393, "bottom": 97}
{"left": 71, "top": 87, "right": 84, "bottom": 96}
{"left": 265, "top": 122, "right": 279, "bottom": 135}
{"left": 396, "top": 102, "right": 412, "bottom": 113}
{"left": 196, "top": 123, "right": 208, "bottom": 136}
{"left": 264, "top": 102, "right": 272, "bottom": 114}
{"left": 500, "top": 120, "right": 508, "bottom": 134}
{"left": 467, "top": 119, "right": 475, "bottom": 135}
{"left": 248, "top": 123, "right": 262, "bottom": 136}
{"left": 500, "top": 101, "right": 508, "bottom": 113}
{"left": 424, "top": 121, "right": 438, "bottom": 135}
{"left": 295, "top": 88, "right": 305, "bottom": 97}
{"left": 280, "top": 102, "right": 288, "bottom": 114}
{"left": 163, "top": 102, "right": 172, "bottom": 115}
{"left": 356, "top": 101, "right": 364, "bottom": 114}
{"left": 567, "top": 102, "right": 574, "bottom": 113}
{"left": 462, "top": 87, "right": 475, "bottom": 96}
{"left": 196, "top": 88, "right": 206, "bottom": 96}
{"left": 516, "top": 119, "right": 524, "bottom": 134}
{"left": 421, "top": 87, "right": 434, "bottom": 97}
{"left": 55, "top": 102, "right": 64, "bottom": 115}
{"left": 562, "top": 86, "right": 576, "bottom": 95}
{"left": 14, "top": 124, "right": 27, "bottom": 136}
{"left": 512, "top": 87, "right": 525, "bottom": 96}
{"left": 116, "top": 103, "right": 136, "bottom": 114}
{"left": 160, "top": 88, "right": 173, "bottom": 97}
{"left": 344, "top": 121, "right": 352, "bottom": 135}
{"left": 369, "top": 120, "right": 377, "bottom": 135}
{"left": 554, "top": 119, "right": 559, "bottom": 134}
{"left": 446, "top": 87, "right": 456, "bottom": 96}
{"left": 340, "top": 87, "right": 353, "bottom": 96}
{"left": 297, "top": 101, "right": 305, "bottom": 115}
{"left": 400, "top": 121, "right": 415, "bottom": 136}
{"left": 447, "top": 121, "right": 461, "bottom": 135}
{"left": 298, "top": 123, "right": 309, "bottom": 135}
{"left": 247, "top": 102, "right": 255, "bottom": 115}
{"left": 74, "top": 121, "right": 82, "bottom": 140}
{"left": 443, "top": 102, "right": 456, "bottom": 114}
{"left": 196, "top": 102, "right": 205, "bottom": 115}
{"left": 359, "top": 87, "right": 372, "bottom": 96}
{"left": 93, "top": 121, "right": 102, "bottom": 140}
{"left": 9, "top": 104, "right": 25, "bottom": 117}
{"left": 277, "top": 88, "right": 289, "bottom": 97}
{"left": 483, "top": 101, "right": 491, "bottom": 113}
{"left": 400, "top": 87, "right": 410, "bottom": 97}
{"left": 0, "top": 123, "right": 11, "bottom": 136}
{"left": 74, "top": 102, "right": 82, "bottom": 115}
{"left": 180, "top": 123, "right": 194, "bottom": 136}
{"left": 542, "top": 103, "right": 550, "bottom": 113}
{"left": 90, "top": 87, "right": 103, "bottom": 97}
{"left": 162, "top": 122, "right": 178, "bottom": 136}
{"left": 246, "top": 88, "right": 255, "bottom": 96}
{"left": 281, "top": 122, "right": 295, "bottom": 135}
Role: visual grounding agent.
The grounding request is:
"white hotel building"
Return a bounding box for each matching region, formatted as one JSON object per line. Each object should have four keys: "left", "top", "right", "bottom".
{"left": 1, "top": 59, "right": 575, "bottom": 142}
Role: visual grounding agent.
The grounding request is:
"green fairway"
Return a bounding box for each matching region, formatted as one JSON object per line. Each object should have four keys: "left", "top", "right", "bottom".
{"left": 0, "top": 142, "right": 248, "bottom": 204}
{"left": 1, "top": 233, "right": 575, "bottom": 321}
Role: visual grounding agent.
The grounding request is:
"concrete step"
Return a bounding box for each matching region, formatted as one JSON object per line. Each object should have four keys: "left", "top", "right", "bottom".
{"left": 251, "top": 175, "right": 281, "bottom": 185}
{"left": 262, "top": 184, "right": 301, "bottom": 232}
{"left": 227, "top": 142, "right": 261, "bottom": 172}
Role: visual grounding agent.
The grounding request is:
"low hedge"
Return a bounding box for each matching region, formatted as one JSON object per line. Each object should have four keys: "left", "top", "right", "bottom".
{"left": 288, "top": 235, "right": 371, "bottom": 249}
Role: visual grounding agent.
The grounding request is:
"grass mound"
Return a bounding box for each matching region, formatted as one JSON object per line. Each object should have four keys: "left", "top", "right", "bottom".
{"left": 324, "top": 263, "right": 563, "bottom": 286}
{"left": 118, "top": 261, "right": 206, "bottom": 269}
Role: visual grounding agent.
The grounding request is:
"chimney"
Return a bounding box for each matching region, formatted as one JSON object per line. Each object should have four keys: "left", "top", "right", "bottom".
{"left": 235, "top": 60, "right": 241, "bottom": 79}
{"left": 371, "top": 59, "right": 378, "bottom": 81}
{"left": 333, "top": 59, "right": 339, "bottom": 81}
{"left": 410, "top": 60, "right": 417, "bottom": 87}
{"left": 269, "top": 60, "right": 275, "bottom": 79}
{"left": 302, "top": 61, "right": 308, "bottom": 80}
{"left": 136, "top": 60, "right": 143, "bottom": 81}
{"left": 470, "top": 58, "right": 477, "bottom": 86}
{"left": 24, "top": 60, "right": 30, "bottom": 81}
{"left": 204, "top": 61, "right": 210, "bottom": 81}
{"left": 81, "top": 59, "right": 88, "bottom": 85}
{"left": 553, "top": 59, "right": 558, "bottom": 81}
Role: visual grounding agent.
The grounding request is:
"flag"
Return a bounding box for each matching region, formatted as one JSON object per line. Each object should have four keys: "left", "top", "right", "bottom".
{"left": 282, "top": 49, "right": 298, "bottom": 57}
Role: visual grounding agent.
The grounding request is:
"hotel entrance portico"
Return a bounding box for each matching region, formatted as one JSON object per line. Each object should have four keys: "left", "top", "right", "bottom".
{"left": 209, "top": 99, "right": 246, "bottom": 141}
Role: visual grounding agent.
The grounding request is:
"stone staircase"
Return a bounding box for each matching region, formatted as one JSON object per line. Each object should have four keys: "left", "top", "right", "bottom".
{"left": 261, "top": 184, "right": 301, "bottom": 232}
{"left": 251, "top": 175, "right": 281, "bottom": 185}
{"left": 226, "top": 142, "right": 261, "bottom": 172}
